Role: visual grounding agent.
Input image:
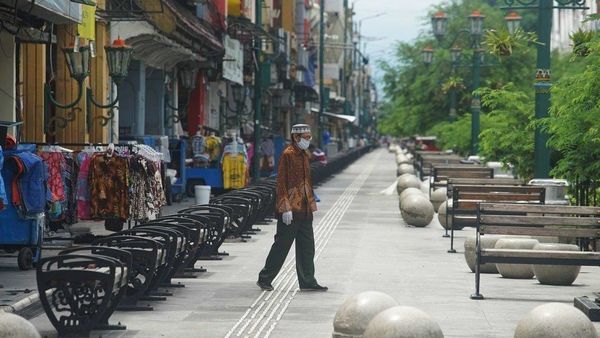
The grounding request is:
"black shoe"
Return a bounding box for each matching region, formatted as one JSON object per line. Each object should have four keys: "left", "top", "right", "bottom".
{"left": 256, "top": 281, "right": 274, "bottom": 291}
{"left": 300, "top": 284, "right": 328, "bottom": 292}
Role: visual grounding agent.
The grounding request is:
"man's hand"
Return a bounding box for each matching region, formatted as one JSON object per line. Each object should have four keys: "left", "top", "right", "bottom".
{"left": 282, "top": 211, "right": 293, "bottom": 225}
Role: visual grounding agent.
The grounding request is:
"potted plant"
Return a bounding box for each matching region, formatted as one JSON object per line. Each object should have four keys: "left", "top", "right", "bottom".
{"left": 483, "top": 28, "right": 539, "bottom": 57}
{"left": 570, "top": 29, "right": 595, "bottom": 57}
{"left": 442, "top": 76, "right": 465, "bottom": 94}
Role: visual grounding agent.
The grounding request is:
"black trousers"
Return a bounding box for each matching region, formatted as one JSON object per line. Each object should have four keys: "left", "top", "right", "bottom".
{"left": 258, "top": 218, "right": 318, "bottom": 288}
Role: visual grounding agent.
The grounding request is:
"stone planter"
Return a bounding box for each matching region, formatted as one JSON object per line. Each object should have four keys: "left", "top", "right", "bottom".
{"left": 464, "top": 235, "right": 506, "bottom": 273}
{"left": 532, "top": 243, "right": 581, "bottom": 286}
{"left": 494, "top": 238, "right": 540, "bottom": 279}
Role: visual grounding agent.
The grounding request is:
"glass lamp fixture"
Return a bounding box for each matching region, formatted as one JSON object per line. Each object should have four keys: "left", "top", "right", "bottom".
{"left": 505, "top": 12, "right": 522, "bottom": 34}
{"left": 63, "top": 45, "right": 91, "bottom": 82}
{"left": 422, "top": 46, "right": 434, "bottom": 65}
{"left": 469, "top": 10, "right": 485, "bottom": 37}
{"left": 105, "top": 38, "right": 133, "bottom": 85}
{"left": 431, "top": 11, "right": 448, "bottom": 41}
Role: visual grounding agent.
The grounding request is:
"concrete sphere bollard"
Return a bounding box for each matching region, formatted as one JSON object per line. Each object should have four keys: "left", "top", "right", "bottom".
{"left": 399, "top": 188, "right": 424, "bottom": 207}
{"left": 533, "top": 243, "right": 581, "bottom": 286}
{"left": 397, "top": 164, "right": 415, "bottom": 176}
{"left": 464, "top": 236, "right": 507, "bottom": 273}
{"left": 396, "top": 174, "right": 422, "bottom": 195}
{"left": 430, "top": 188, "right": 447, "bottom": 211}
{"left": 495, "top": 238, "right": 540, "bottom": 279}
{"left": 363, "top": 306, "right": 444, "bottom": 338}
{"left": 437, "top": 200, "right": 452, "bottom": 230}
{"left": 401, "top": 194, "right": 434, "bottom": 227}
{"left": 514, "top": 303, "right": 598, "bottom": 338}
{"left": 332, "top": 291, "right": 399, "bottom": 338}
{"left": 0, "top": 312, "right": 41, "bottom": 338}
{"left": 396, "top": 155, "right": 411, "bottom": 166}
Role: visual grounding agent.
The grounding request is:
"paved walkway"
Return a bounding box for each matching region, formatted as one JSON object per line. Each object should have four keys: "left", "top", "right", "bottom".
{"left": 20, "top": 148, "right": 600, "bottom": 337}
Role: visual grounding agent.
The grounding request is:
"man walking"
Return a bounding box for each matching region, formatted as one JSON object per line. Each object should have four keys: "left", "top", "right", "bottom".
{"left": 257, "top": 124, "right": 328, "bottom": 292}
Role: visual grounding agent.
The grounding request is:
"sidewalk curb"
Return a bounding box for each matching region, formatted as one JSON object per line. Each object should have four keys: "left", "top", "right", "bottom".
{"left": 0, "top": 290, "right": 47, "bottom": 319}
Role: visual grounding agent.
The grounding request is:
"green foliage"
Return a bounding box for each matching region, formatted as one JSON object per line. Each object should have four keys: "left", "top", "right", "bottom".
{"left": 378, "top": 0, "right": 537, "bottom": 137}
{"left": 569, "top": 29, "right": 595, "bottom": 57}
{"left": 476, "top": 84, "right": 534, "bottom": 179}
{"left": 483, "top": 28, "right": 540, "bottom": 57}
{"left": 441, "top": 76, "right": 465, "bottom": 93}
{"left": 427, "top": 114, "right": 473, "bottom": 155}
{"left": 545, "top": 39, "right": 600, "bottom": 194}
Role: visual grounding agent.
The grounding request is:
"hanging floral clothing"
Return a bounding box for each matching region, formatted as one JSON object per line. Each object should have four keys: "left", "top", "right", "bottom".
{"left": 62, "top": 153, "right": 78, "bottom": 225}
{"left": 76, "top": 152, "right": 93, "bottom": 220}
{"left": 89, "top": 153, "right": 129, "bottom": 221}
{"left": 150, "top": 161, "right": 167, "bottom": 211}
{"left": 222, "top": 154, "right": 247, "bottom": 189}
{"left": 129, "top": 155, "right": 167, "bottom": 221}
{"left": 204, "top": 135, "right": 222, "bottom": 163}
{"left": 40, "top": 152, "right": 66, "bottom": 202}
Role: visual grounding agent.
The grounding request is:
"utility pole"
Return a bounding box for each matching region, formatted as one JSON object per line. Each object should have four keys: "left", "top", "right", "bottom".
{"left": 253, "top": 0, "right": 263, "bottom": 182}
{"left": 318, "top": 0, "right": 325, "bottom": 148}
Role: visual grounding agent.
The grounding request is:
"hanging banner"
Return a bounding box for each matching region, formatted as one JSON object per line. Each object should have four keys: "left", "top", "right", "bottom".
{"left": 223, "top": 36, "right": 244, "bottom": 85}
{"left": 78, "top": 4, "right": 96, "bottom": 40}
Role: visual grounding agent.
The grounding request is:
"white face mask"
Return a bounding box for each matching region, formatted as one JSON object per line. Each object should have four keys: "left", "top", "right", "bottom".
{"left": 298, "top": 138, "right": 310, "bottom": 150}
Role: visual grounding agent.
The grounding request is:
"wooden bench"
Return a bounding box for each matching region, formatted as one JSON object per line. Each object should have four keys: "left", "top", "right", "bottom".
{"left": 448, "top": 185, "right": 546, "bottom": 253}
{"left": 472, "top": 203, "right": 600, "bottom": 300}
{"left": 415, "top": 154, "right": 463, "bottom": 179}
{"left": 36, "top": 247, "right": 132, "bottom": 336}
{"left": 437, "top": 178, "right": 527, "bottom": 238}
{"left": 430, "top": 166, "right": 495, "bottom": 196}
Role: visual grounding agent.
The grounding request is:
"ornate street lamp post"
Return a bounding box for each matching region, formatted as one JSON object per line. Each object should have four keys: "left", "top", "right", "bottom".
{"left": 45, "top": 38, "right": 133, "bottom": 135}
{"left": 501, "top": 0, "right": 588, "bottom": 179}
{"left": 449, "top": 45, "right": 462, "bottom": 121}
{"left": 430, "top": 10, "right": 486, "bottom": 154}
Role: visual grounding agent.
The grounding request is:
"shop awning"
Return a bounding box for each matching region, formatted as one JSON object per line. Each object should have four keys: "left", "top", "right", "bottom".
{"left": 323, "top": 112, "right": 356, "bottom": 123}
{"left": 0, "top": 0, "right": 81, "bottom": 24}
{"left": 162, "top": 0, "right": 224, "bottom": 56}
{"left": 129, "top": 35, "right": 204, "bottom": 70}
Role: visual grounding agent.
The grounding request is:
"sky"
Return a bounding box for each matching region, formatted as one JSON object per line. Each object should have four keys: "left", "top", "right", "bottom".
{"left": 352, "top": 0, "right": 441, "bottom": 88}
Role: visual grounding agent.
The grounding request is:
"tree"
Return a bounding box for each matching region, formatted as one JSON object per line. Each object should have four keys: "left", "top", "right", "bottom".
{"left": 378, "top": 0, "right": 538, "bottom": 138}
{"left": 545, "top": 38, "right": 600, "bottom": 205}
{"left": 477, "top": 84, "right": 534, "bottom": 179}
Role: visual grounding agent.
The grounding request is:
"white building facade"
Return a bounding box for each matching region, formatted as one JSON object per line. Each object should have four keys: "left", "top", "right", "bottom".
{"left": 551, "top": 0, "right": 599, "bottom": 52}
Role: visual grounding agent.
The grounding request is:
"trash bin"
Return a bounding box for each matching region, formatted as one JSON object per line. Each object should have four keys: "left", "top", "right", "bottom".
{"left": 194, "top": 185, "right": 211, "bottom": 205}
{"left": 528, "top": 179, "right": 569, "bottom": 205}
{"left": 486, "top": 161, "right": 514, "bottom": 178}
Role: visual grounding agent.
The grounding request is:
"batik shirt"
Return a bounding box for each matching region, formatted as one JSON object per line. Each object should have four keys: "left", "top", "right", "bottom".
{"left": 276, "top": 144, "right": 317, "bottom": 221}
{"left": 89, "top": 153, "right": 129, "bottom": 221}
